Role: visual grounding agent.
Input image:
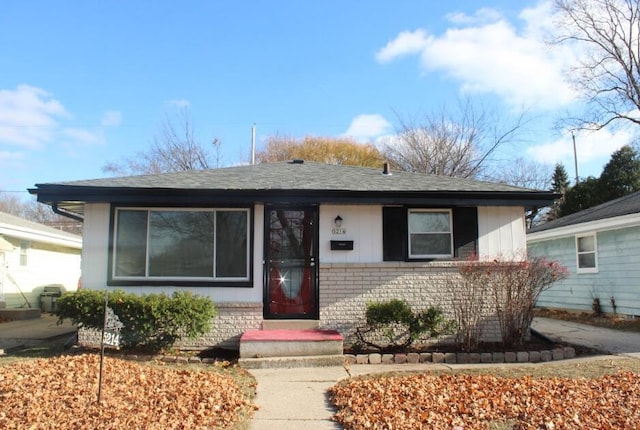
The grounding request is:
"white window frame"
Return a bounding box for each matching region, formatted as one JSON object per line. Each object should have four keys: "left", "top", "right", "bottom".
{"left": 576, "top": 233, "right": 598, "bottom": 274}
{"left": 407, "top": 209, "right": 453, "bottom": 259}
{"left": 112, "top": 207, "right": 251, "bottom": 282}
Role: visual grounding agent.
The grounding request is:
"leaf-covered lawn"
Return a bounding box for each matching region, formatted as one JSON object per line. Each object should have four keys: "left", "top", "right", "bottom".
{"left": 0, "top": 354, "right": 255, "bottom": 429}
{"left": 330, "top": 371, "right": 640, "bottom": 429}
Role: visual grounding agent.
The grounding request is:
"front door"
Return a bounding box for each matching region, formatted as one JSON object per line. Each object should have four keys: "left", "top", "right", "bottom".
{"left": 265, "top": 206, "right": 318, "bottom": 319}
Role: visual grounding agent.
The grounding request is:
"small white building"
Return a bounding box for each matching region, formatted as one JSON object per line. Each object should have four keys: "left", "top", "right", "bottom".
{"left": 0, "top": 211, "right": 82, "bottom": 310}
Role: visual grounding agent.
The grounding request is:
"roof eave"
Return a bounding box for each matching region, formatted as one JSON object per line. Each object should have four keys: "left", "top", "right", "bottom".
{"left": 31, "top": 185, "right": 557, "bottom": 215}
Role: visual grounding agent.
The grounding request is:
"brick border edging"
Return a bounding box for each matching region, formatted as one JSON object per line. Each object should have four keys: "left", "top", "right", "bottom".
{"left": 344, "top": 347, "right": 576, "bottom": 365}
{"left": 69, "top": 346, "right": 577, "bottom": 366}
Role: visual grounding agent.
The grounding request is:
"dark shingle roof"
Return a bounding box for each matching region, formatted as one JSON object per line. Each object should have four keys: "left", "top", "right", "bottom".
{"left": 31, "top": 161, "right": 557, "bottom": 215}
{"left": 528, "top": 190, "right": 640, "bottom": 233}
{"left": 38, "top": 161, "right": 533, "bottom": 192}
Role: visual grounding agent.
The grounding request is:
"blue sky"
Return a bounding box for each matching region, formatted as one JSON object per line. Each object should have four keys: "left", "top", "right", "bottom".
{"left": 0, "top": 1, "right": 633, "bottom": 197}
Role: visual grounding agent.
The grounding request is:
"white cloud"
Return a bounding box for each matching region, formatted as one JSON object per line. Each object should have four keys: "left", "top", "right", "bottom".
{"left": 62, "top": 127, "right": 104, "bottom": 145}
{"left": 375, "top": 2, "right": 576, "bottom": 110}
{"left": 101, "top": 110, "right": 122, "bottom": 127}
{"left": 343, "top": 114, "right": 392, "bottom": 141}
{"left": 446, "top": 8, "right": 503, "bottom": 26}
{"left": 375, "top": 30, "right": 429, "bottom": 63}
{"left": 0, "top": 84, "right": 115, "bottom": 158}
{"left": 0, "top": 84, "right": 68, "bottom": 148}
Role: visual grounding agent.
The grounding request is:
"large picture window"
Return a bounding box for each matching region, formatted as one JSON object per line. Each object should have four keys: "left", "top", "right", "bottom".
{"left": 408, "top": 209, "right": 453, "bottom": 259}
{"left": 112, "top": 208, "right": 250, "bottom": 283}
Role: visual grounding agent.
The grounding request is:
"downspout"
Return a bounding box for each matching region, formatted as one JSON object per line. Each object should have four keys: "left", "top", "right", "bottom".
{"left": 52, "top": 203, "right": 84, "bottom": 223}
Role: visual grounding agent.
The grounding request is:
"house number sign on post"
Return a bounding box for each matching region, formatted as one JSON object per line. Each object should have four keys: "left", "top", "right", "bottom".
{"left": 103, "top": 307, "right": 124, "bottom": 347}
{"left": 97, "top": 294, "right": 124, "bottom": 403}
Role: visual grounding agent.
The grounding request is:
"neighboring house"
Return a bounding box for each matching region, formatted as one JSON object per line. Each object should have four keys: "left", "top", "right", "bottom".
{"left": 528, "top": 190, "right": 640, "bottom": 317}
{"left": 0, "top": 211, "right": 82, "bottom": 310}
{"left": 30, "top": 161, "right": 555, "bottom": 347}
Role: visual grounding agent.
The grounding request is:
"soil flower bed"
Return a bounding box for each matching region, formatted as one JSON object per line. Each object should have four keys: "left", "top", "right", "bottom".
{"left": 0, "top": 353, "right": 254, "bottom": 429}
{"left": 330, "top": 371, "right": 640, "bottom": 429}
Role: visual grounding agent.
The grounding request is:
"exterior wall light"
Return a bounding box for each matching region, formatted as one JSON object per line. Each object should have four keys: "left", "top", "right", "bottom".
{"left": 334, "top": 215, "right": 343, "bottom": 228}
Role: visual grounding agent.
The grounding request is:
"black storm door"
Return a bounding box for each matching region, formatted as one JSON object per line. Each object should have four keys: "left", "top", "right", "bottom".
{"left": 265, "top": 206, "right": 318, "bottom": 319}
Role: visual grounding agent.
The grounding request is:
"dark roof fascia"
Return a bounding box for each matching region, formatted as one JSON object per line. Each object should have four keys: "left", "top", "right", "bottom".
{"left": 32, "top": 185, "right": 558, "bottom": 209}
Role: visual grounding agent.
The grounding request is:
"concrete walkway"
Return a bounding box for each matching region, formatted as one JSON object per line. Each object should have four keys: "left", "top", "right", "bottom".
{"left": 0, "top": 313, "right": 76, "bottom": 353}
{"left": 249, "top": 317, "right": 640, "bottom": 430}
{"left": 532, "top": 316, "right": 640, "bottom": 358}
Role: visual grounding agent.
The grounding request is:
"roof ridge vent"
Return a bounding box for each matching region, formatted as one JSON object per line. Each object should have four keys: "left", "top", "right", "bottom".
{"left": 290, "top": 159, "right": 304, "bottom": 164}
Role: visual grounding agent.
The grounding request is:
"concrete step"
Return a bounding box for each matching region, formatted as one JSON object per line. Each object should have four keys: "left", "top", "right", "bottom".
{"left": 261, "top": 319, "right": 319, "bottom": 330}
{"left": 239, "top": 354, "right": 345, "bottom": 369}
{"left": 239, "top": 329, "right": 344, "bottom": 359}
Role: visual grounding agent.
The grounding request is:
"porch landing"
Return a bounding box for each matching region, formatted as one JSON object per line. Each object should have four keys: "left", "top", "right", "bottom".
{"left": 238, "top": 328, "right": 344, "bottom": 369}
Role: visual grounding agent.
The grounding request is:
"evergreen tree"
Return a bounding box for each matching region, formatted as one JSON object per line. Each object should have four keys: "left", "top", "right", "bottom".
{"left": 556, "top": 146, "right": 640, "bottom": 218}
{"left": 597, "top": 145, "right": 640, "bottom": 202}
{"left": 551, "top": 163, "right": 570, "bottom": 194}
{"left": 559, "top": 176, "right": 600, "bottom": 217}
{"left": 547, "top": 163, "right": 571, "bottom": 221}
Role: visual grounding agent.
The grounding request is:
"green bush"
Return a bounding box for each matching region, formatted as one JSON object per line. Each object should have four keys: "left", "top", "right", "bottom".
{"left": 355, "top": 299, "right": 456, "bottom": 351}
{"left": 56, "top": 289, "right": 217, "bottom": 353}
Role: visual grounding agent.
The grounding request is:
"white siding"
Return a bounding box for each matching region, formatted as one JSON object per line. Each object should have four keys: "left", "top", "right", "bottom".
{"left": 319, "top": 205, "right": 382, "bottom": 263}
{"left": 477, "top": 206, "right": 527, "bottom": 260}
{"left": 82, "top": 203, "right": 110, "bottom": 291}
{"left": 0, "top": 238, "right": 80, "bottom": 308}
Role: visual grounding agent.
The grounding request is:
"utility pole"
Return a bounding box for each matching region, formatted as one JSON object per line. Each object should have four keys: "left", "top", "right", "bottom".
{"left": 251, "top": 123, "right": 256, "bottom": 165}
{"left": 572, "top": 132, "right": 579, "bottom": 185}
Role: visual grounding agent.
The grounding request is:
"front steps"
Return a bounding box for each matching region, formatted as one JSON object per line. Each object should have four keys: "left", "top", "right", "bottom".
{"left": 238, "top": 327, "right": 344, "bottom": 369}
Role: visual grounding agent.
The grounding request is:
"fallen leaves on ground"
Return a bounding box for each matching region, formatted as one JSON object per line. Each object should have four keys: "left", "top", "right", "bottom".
{"left": 330, "top": 371, "right": 640, "bottom": 429}
{"left": 0, "top": 354, "right": 253, "bottom": 429}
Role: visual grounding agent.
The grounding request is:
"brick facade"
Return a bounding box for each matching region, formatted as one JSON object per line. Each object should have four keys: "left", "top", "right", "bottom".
{"left": 79, "top": 263, "right": 503, "bottom": 350}
{"left": 318, "top": 262, "right": 501, "bottom": 345}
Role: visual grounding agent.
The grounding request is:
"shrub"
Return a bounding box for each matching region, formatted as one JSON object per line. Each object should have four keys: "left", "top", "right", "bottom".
{"left": 355, "top": 299, "right": 456, "bottom": 351}
{"left": 56, "top": 289, "right": 217, "bottom": 353}
{"left": 445, "top": 269, "right": 489, "bottom": 352}
{"left": 457, "top": 255, "right": 568, "bottom": 347}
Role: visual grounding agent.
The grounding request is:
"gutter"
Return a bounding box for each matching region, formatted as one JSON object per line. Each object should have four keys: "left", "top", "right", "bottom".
{"left": 52, "top": 203, "right": 84, "bottom": 223}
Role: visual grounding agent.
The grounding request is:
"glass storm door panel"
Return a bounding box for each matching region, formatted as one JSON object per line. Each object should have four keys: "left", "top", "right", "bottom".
{"left": 265, "top": 206, "right": 318, "bottom": 319}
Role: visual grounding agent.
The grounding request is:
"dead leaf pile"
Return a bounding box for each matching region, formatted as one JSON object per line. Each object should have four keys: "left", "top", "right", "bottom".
{"left": 0, "top": 354, "right": 252, "bottom": 429}
{"left": 330, "top": 371, "right": 640, "bottom": 429}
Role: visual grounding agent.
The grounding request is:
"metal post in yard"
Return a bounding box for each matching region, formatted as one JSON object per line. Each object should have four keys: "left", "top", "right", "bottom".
{"left": 97, "top": 291, "right": 108, "bottom": 403}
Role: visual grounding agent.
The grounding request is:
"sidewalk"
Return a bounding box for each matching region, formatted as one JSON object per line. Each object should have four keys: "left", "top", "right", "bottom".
{"left": 531, "top": 316, "right": 640, "bottom": 358}
{"left": 249, "top": 317, "right": 640, "bottom": 430}
{"left": 0, "top": 313, "right": 76, "bottom": 353}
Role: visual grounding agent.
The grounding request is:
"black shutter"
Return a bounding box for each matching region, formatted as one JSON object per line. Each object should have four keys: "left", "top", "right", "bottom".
{"left": 382, "top": 207, "right": 407, "bottom": 261}
{"left": 453, "top": 207, "right": 478, "bottom": 259}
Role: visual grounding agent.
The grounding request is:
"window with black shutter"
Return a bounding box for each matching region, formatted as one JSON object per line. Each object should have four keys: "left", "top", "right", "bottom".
{"left": 383, "top": 206, "right": 478, "bottom": 261}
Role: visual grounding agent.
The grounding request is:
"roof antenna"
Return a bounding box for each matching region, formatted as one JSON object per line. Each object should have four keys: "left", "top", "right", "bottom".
{"left": 383, "top": 162, "right": 391, "bottom": 175}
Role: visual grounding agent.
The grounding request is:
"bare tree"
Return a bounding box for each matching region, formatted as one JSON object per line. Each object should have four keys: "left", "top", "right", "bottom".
{"left": 489, "top": 157, "right": 553, "bottom": 190}
{"left": 553, "top": 0, "right": 640, "bottom": 131}
{"left": 487, "top": 157, "right": 554, "bottom": 228}
{"left": 103, "top": 108, "right": 221, "bottom": 175}
{"left": 383, "top": 99, "right": 526, "bottom": 179}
